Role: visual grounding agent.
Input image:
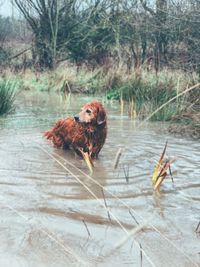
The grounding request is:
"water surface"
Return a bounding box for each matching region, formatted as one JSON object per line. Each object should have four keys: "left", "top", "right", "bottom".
{"left": 0, "top": 92, "right": 199, "bottom": 267}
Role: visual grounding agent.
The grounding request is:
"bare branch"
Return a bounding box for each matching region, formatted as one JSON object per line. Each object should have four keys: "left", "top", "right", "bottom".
{"left": 140, "top": 0, "right": 156, "bottom": 16}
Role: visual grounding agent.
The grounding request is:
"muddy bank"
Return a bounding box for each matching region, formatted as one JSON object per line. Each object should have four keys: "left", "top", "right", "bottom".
{"left": 169, "top": 106, "right": 200, "bottom": 139}
{"left": 168, "top": 122, "right": 200, "bottom": 139}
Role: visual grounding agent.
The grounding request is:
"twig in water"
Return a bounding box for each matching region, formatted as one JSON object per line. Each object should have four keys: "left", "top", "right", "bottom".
{"left": 101, "top": 188, "right": 111, "bottom": 222}
{"left": 129, "top": 210, "right": 140, "bottom": 225}
{"left": 195, "top": 221, "right": 200, "bottom": 233}
{"left": 114, "top": 222, "right": 147, "bottom": 251}
{"left": 140, "top": 243, "right": 143, "bottom": 267}
{"left": 103, "top": 222, "right": 155, "bottom": 267}
{"left": 169, "top": 164, "right": 174, "bottom": 184}
{"left": 82, "top": 219, "right": 91, "bottom": 237}
{"left": 130, "top": 240, "right": 134, "bottom": 251}
{"left": 123, "top": 164, "right": 130, "bottom": 183}
{"left": 113, "top": 148, "right": 122, "bottom": 169}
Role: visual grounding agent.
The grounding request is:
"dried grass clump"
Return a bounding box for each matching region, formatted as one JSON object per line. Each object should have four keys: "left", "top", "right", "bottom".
{"left": 169, "top": 89, "right": 200, "bottom": 139}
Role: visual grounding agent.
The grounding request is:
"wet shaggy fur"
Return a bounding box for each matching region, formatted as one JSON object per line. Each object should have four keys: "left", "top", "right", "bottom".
{"left": 44, "top": 101, "right": 107, "bottom": 158}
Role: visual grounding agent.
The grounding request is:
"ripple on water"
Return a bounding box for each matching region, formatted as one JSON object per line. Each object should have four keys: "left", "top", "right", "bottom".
{"left": 0, "top": 92, "right": 199, "bottom": 267}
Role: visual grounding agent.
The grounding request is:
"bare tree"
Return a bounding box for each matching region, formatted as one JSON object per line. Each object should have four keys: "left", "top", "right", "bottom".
{"left": 10, "top": 0, "right": 200, "bottom": 74}
{"left": 14, "top": 0, "right": 72, "bottom": 69}
{"left": 140, "top": 0, "right": 168, "bottom": 72}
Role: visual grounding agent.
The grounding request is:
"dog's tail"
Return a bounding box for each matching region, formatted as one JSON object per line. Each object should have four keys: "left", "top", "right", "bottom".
{"left": 43, "top": 130, "right": 53, "bottom": 140}
{"left": 43, "top": 129, "right": 64, "bottom": 148}
{"left": 43, "top": 119, "right": 64, "bottom": 140}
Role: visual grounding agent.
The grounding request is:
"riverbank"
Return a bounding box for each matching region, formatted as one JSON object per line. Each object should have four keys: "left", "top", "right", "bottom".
{"left": 169, "top": 109, "right": 200, "bottom": 139}
{"left": 1, "top": 64, "right": 199, "bottom": 139}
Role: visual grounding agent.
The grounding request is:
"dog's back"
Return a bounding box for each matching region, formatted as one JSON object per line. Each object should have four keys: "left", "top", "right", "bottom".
{"left": 44, "top": 101, "right": 107, "bottom": 158}
{"left": 44, "top": 118, "right": 75, "bottom": 148}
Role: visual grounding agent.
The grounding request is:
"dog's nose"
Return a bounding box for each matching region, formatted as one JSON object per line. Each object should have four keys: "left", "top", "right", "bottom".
{"left": 74, "top": 115, "right": 80, "bottom": 122}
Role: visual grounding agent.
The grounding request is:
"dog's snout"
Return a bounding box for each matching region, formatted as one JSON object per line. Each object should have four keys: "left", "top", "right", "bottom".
{"left": 74, "top": 115, "right": 80, "bottom": 122}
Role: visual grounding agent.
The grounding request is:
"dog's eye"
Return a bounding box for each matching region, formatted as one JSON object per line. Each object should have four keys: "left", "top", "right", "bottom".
{"left": 86, "top": 109, "right": 91, "bottom": 114}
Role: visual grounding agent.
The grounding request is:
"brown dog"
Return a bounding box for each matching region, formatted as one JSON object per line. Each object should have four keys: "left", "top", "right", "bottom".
{"left": 44, "top": 101, "right": 107, "bottom": 158}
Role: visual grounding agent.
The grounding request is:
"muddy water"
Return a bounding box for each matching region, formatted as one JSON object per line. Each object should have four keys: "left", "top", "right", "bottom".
{"left": 0, "top": 91, "right": 199, "bottom": 267}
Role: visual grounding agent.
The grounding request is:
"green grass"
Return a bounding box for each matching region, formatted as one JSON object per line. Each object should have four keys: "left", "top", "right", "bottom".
{"left": 105, "top": 70, "right": 193, "bottom": 121}
{"left": 2, "top": 65, "right": 199, "bottom": 126}
{"left": 0, "top": 78, "right": 19, "bottom": 115}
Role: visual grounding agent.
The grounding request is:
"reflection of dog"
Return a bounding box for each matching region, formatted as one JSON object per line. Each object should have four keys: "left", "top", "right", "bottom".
{"left": 44, "top": 101, "right": 107, "bottom": 158}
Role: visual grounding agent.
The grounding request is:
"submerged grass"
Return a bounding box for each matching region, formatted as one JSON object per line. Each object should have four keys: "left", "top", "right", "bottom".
{"left": 0, "top": 78, "right": 19, "bottom": 115}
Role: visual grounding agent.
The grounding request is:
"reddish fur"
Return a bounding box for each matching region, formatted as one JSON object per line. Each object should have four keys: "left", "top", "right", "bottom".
{"left": 43, "top": 101, "right": 107, "bottom": 158}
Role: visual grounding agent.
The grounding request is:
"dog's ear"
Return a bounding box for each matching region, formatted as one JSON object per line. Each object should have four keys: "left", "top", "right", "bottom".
{"left": 97, "top": 106, "right": 106, "bottom": 125}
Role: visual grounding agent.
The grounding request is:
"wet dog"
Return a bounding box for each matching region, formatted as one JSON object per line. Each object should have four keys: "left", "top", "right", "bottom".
{"left": 44, "top": 101, "right": 107, "bottom": 158}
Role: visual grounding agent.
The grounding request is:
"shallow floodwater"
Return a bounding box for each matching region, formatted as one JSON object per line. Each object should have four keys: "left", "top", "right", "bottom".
{"left": 0, "top": 92, "right": 199, "bottom": 267}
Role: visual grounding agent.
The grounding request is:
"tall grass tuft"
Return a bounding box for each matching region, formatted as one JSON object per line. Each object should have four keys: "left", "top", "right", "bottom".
{"left": 105, "top": 70, "right": 190, "bottom": 121}
{"left": 0, "top": 79, "right": 18, "bottom": 115}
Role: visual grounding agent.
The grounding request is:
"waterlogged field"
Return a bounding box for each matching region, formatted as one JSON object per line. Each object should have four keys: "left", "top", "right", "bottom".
{"left": 0, "top": 92, "right": 199, "bottom": 267}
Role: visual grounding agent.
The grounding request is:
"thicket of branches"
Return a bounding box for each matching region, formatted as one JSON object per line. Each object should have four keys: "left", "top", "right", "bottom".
{"left": 0, "top": 0, "right": 200, "bottom": 74}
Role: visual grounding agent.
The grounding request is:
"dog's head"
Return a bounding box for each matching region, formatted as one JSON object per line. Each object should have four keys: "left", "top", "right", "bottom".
{"left": 74, "top": 101, "right": 106, "bottom": 126}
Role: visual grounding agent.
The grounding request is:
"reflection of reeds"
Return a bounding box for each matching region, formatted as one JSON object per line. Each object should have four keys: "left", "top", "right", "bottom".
{"left": 140, "top": 243, "right": 143, "bottom": 267}
{"left": 123, "top": 164, "right": 130, "bottom": 183}
{"left": 128, "top": 98, "right": 137, "bottom": 119}
{"left": 129, "top": 210, "right": 139, "bottom": 225}
{"left": 82, "top": 219, "right": 91, "bottom": 237}
{"left": 168, "top": 164, "right": 174, "bottom": 184}
{"left": 101, "top": 188, "right": 111, "bottom": 222}
{"left": 38, "top": 145, "right": 197, "bottom": 267}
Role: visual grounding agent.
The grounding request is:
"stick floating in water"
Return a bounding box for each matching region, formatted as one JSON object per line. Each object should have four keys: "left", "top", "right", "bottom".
{"left": 113, "top": 148, "right": 122, "bottom": 169}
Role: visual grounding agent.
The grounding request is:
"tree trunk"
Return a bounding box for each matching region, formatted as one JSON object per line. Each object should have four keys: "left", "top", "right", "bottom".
{"left": 155, "top": 0, "right": 168, "bottom": 69}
